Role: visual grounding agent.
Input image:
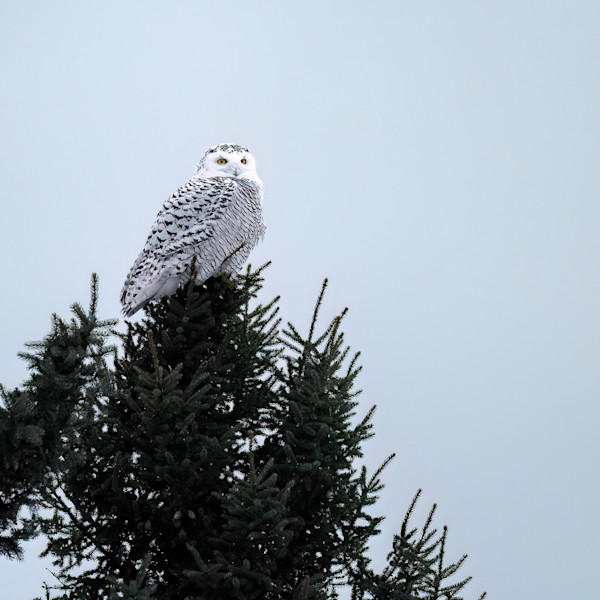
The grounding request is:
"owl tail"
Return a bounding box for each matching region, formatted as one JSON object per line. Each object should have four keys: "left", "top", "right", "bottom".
{"left": 122, "top": 276, "right": 182, "bottom": 317}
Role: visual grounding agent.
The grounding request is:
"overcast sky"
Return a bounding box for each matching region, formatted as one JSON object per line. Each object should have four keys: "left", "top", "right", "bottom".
{"left": 1, "top": 2, "right": 599, "bottom": 598}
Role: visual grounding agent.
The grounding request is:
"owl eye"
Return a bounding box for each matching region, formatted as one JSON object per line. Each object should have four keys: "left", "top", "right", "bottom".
{"left": 217, "top": 158, "right": 227, "bottom": 164}
{"left": 241, "top": 158, "right": 247, "bottom": 164}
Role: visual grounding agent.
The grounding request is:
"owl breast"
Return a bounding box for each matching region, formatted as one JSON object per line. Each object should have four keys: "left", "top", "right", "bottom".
{"left": 211, "top": 177, "right": 266, "bottom": 275}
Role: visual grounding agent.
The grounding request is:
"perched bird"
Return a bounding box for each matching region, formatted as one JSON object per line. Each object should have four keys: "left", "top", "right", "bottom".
{"left": 121, "top": 143, "right": 265, "bottom": 317}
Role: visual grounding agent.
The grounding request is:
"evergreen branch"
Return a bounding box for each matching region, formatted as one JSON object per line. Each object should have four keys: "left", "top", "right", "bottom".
{"left": 308, "top": 278, "right": 328, "bottom": 344}
{"left": 367, "top": 453, "right": 395, "bottom": 493}
{"left": 146, "top": 330, "right": 162, "bottom": 382}
{"left": 90, "top": 272, "right": 99, "bottom": 314}
{"left": 402, "top": 489, "right": 422, "bottom": 537}
{"left": 184, "top": 255, "right": 200, "bottom": 310}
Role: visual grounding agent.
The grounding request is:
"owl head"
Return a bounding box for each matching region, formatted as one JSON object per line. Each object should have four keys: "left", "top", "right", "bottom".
{"left": 193, "top": 143, "right": 260, "bottom": 182}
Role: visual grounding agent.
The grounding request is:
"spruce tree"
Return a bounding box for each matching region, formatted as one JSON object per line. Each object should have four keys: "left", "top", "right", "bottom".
{"left": 0, "top": 267, "right": 485, "bottom": 600}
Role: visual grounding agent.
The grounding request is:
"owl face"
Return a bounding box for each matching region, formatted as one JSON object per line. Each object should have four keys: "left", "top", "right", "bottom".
{"left": 193, "top": 143, "right": 260, "bottom": 181}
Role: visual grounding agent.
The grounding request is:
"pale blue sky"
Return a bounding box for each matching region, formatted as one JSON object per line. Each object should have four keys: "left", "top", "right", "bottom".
{"left": 1, "top": 2, "right": 599, "bottom": 598}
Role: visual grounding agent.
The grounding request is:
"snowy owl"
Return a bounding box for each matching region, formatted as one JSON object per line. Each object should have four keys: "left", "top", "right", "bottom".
{"left": 120, "top": 143, "right": 265, "bottom": 317}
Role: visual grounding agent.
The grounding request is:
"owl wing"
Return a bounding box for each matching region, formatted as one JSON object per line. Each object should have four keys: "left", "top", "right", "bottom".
{"left": 121, "top": 176, "right": 237, "bottom": 315}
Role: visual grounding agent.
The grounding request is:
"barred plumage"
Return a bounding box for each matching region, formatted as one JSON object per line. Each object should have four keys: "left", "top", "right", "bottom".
{"left": 121, "top": 144, "right": 265, "bottom": 317}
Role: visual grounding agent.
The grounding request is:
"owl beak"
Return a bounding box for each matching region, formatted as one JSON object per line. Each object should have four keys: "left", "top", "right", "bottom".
{"left": 232, "top": 166, "right": 240, "bottom": 177}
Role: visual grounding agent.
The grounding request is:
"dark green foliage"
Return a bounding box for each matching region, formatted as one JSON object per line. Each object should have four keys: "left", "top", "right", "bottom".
{"left": 0, "top": 268, "right": 484, "bottom": 599}
{"left": 260, "top": 281, "right": 379, "bottom": 595}
{"left": 348, "top": 490, "right": 486, "bottom": 600}
{"left": 0, "top": 274, "right": 115, "bottom": 560}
